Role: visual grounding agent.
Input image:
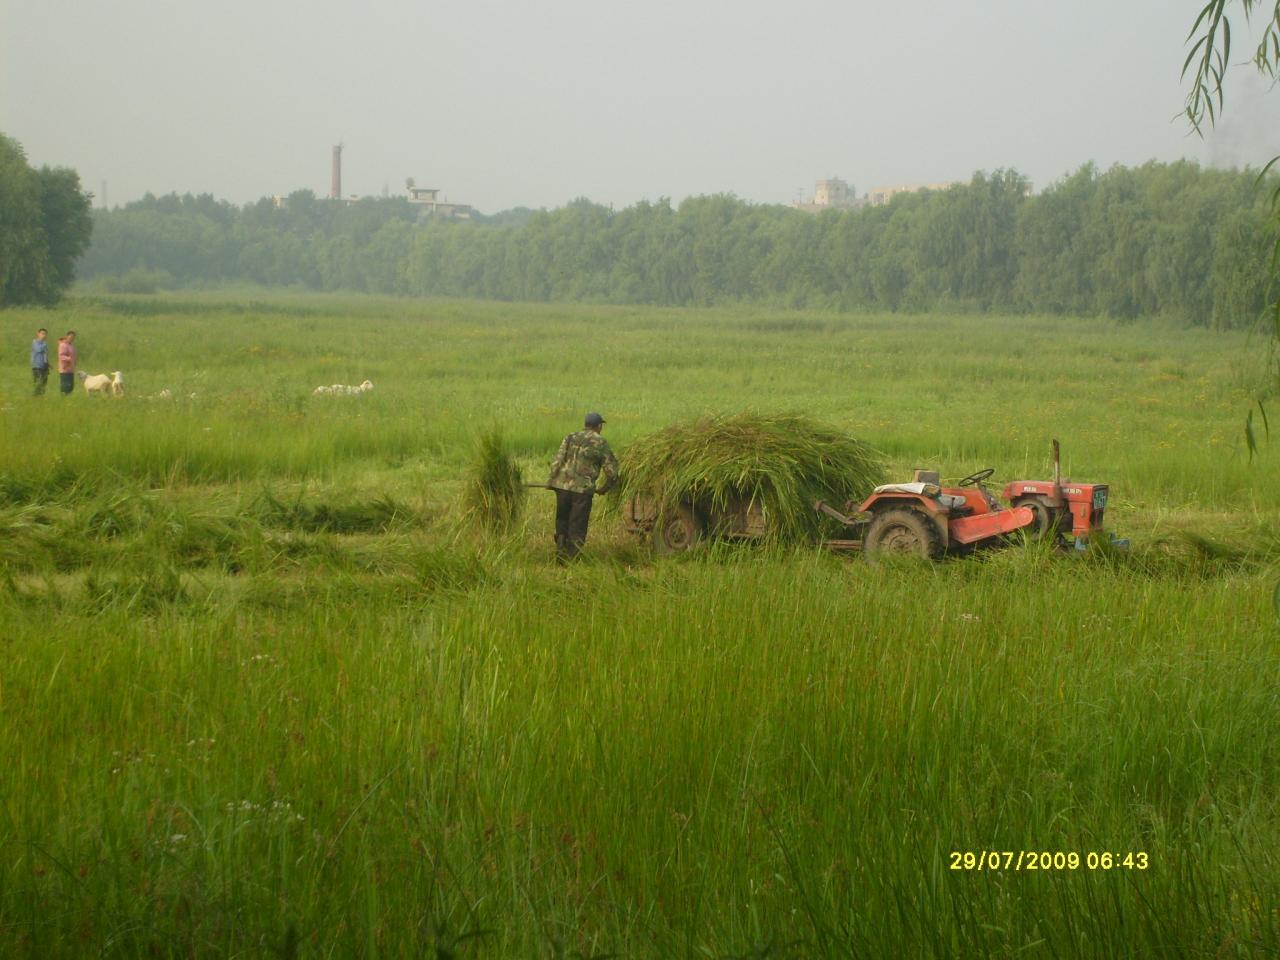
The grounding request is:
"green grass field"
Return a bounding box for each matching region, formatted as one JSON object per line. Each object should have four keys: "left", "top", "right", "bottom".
{"left": 1, "top": 293, "right": 1278, "bottom": 958}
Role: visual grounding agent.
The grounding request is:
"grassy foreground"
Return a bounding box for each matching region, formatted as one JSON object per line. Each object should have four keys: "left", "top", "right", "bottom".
{"left": 0, "top": 293, "right": 1277, "bottom": 957}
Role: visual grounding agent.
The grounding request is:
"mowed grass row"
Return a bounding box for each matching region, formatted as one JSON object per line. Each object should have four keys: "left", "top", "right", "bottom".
{"left": 1, "top": 553, "right": 1277, "bottom": 956}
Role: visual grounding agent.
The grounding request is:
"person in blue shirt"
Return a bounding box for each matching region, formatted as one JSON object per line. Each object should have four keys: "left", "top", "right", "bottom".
{"left": 30, "top": 328, "right": 49, "bottom": 396}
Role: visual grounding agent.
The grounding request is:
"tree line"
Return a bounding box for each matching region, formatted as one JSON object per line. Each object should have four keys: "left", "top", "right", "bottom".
{"left": 0, "top": 133, "right": 94, "bottom": 307}
{"left": 77, "top": 161, "right": 1277, "bottom": 328}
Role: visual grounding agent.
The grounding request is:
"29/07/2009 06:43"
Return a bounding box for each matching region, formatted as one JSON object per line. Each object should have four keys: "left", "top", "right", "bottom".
{"left": 949, "top": 851, "right": 1150, "bottom": 871}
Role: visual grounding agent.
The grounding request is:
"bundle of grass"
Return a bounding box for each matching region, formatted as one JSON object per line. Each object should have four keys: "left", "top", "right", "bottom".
{"left": 464, "top": 430, "right": 527, "bottom": 533}
{"left": 616, "top": 412, "right": 885, "bottom": 543}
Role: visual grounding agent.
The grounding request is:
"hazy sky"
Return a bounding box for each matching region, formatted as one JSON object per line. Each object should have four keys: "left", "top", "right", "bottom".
{"left": 3, "top": 0, "right": 1278, "bottom": 213}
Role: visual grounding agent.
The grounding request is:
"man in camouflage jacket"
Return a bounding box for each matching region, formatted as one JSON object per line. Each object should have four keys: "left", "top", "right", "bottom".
{"left": 547, "top": 411, "right": 620, "bottom": 561}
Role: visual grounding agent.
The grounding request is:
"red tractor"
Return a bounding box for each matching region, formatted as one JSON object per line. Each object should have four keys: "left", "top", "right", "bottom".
{"left": 814, "top": 440, "right": 1118, "bottom": 560}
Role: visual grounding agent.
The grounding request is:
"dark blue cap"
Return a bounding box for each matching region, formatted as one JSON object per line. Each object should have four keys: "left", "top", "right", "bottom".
{"left": 584, "top": 412, "right": 606, "bottom": 427}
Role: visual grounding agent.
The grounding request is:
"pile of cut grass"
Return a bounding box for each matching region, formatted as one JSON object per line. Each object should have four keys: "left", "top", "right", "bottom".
{"left": 616, "top": 412, "right": 885, "bottom": 542}
{"left": 251, "top": 488, "right": 411, "bottom": 534}
{"left": 464, "top": 429, "right": 527, "bottom": 532}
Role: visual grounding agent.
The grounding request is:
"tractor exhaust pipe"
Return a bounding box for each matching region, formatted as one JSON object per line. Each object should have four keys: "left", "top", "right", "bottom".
{"left": 1051, "top": 439, "right": 1063, "bottom": 509}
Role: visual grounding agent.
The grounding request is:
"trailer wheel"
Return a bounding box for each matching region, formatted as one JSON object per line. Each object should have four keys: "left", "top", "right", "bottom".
{"left": 864, "top": 508, "right": 942, "bottom": 563}
{"left": 654, "top": 505, "right": 703, "bottom": 555}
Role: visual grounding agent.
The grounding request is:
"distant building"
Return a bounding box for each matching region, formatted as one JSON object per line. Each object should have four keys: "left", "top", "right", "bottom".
{"left": 866, "top": 181, "right": 961, "bottom": 206}
{"left": 407, "top": 186, "right": 473, "bottom": 219}
{"left": 793, "top": 174, "right": 1031, "bottom": 213}
{"left": 814, "top": 178, "right": 853, "bottom": 207}
{"left": 793, "top": 176, "right": 865, "bottom": 213}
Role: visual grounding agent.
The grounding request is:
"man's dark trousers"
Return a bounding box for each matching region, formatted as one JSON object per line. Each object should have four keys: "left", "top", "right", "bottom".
{"left": 32, "top": 367, "right": 49, "bottom": 396}
{"left": 554, "top": 489, "right": 594, "bottom": 560}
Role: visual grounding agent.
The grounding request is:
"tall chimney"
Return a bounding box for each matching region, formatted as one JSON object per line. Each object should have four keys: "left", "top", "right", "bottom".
{"left": 330, "top": 144, "right": 343, "bottom": 200}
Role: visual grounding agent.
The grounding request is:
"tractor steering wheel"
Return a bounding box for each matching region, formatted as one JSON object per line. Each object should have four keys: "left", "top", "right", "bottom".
{"left": 958, "top": 468, "right": 996, "bottom": 487}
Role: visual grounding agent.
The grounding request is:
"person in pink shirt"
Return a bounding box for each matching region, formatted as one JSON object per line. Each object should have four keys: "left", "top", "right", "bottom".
{"left": 57, "top": 331, "right": 77, "bottom": 396}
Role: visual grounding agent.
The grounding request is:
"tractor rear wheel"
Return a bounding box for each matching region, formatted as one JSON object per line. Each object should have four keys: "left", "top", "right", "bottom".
{"left": 864, "top": 508, "right": 942, "bottom": 563}
{"left": 653, "top": 505, "right": 703, "bottom": 555}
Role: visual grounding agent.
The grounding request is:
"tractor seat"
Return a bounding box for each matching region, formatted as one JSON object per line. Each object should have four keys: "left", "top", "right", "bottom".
{"left": 870, "top": 482, "right": 971, "bottom": 514}
{"left": 871, "top": 482, "right": 940, "bottom": 497}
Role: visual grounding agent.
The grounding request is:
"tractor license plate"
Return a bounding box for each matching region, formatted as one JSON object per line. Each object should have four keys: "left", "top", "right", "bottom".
{"left": 1092, "top": 488, "right": 1107, "bottom": 510}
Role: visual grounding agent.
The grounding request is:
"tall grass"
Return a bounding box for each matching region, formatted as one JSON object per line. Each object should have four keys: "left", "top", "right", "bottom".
{"left": 1, "top": 553, "right": 1277, "bottom": 956}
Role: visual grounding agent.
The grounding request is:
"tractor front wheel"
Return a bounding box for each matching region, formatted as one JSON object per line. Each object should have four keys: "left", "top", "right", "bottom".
{"left": 864, "top": 508, "right": 942, "bottom": 563}
{"left": 1014, "top": 496, "right": 1061, "bottom": 541}
{"left": 654, "top": 505, "right": 703, "bottom": 555}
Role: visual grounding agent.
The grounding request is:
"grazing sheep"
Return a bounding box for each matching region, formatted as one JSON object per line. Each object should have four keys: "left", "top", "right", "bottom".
{"left": 80, "top": 371, "right": 125, "bottom": 397}
{"left": 313, "top": 380, "right": 373, "bottom": 396}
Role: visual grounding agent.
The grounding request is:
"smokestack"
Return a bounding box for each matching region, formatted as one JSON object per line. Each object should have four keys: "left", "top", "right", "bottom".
{"left": 330, "top": 144, "right": 343, "bottom": 200}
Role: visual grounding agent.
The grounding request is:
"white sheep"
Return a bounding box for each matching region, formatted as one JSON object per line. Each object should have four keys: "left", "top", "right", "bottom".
{"left": 313, "top": 380, "right": 373, "bottom": 396}
{"left": 79, "top": 371, "right": 125, "bottom": 397}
